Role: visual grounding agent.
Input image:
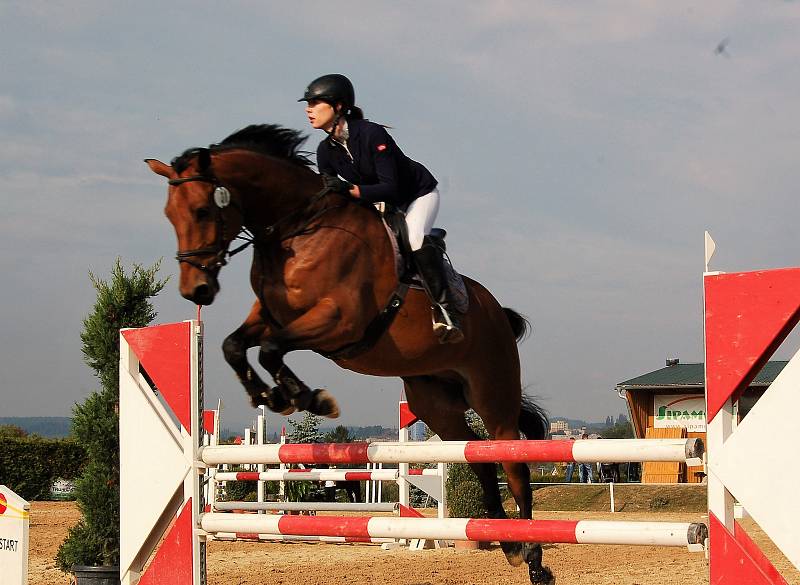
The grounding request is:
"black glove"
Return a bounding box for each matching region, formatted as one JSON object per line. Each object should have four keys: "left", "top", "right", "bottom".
{"left": 322, "top": 174, "right": 353, "bottom": 194}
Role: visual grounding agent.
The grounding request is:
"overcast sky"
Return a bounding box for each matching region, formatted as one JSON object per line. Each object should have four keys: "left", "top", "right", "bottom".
{"left": 2, "top": 2, "right": 799, "bottom": 434}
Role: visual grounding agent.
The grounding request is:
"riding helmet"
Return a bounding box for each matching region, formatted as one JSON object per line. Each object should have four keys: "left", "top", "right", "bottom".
{"left": 299, "top": 74, "right": 355, "bottom": 110}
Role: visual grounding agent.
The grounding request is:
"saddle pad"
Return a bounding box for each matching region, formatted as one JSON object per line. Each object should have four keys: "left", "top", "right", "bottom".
{"left": 380, "top": 218, "right": 469, "bottom": 315}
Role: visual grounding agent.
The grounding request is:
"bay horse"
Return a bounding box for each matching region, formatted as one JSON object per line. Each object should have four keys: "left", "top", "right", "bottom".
{"left": 146, "top": 125, "right": 552, "bottom": 584}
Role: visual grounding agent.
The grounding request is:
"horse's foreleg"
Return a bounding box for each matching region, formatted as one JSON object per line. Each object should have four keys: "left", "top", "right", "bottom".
{"left": 257, "top": 298, "right": 342, "bottom": 418}
{"left": 222, "top": 301, "right": 295, "bottom": 415}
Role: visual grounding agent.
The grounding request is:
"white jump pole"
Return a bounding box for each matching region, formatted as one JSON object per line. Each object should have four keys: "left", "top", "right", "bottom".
{"left": 199, "top": 438, "right": 703, "bottom": 467}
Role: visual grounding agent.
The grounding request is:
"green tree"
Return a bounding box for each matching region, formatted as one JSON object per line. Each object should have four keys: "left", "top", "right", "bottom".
{"left": 285, "top": 412, "right": 323, "bottom": 502}
{"left": 55, "top": 260, "right": 167, "bottom": 572}
{"left": 286, "top": 411, "right": 323, "bottom": 444}
{"left": 447, "top": 410, "right": 492, "bottom": 518}
{"left": 602, "top": 421, "right": 634, "bottom": 439}
{"left": 0, "top": 425, "right": 27, "bottom": 438}
{"left": 324, "top": 424, "right": 354, "bottom": 443}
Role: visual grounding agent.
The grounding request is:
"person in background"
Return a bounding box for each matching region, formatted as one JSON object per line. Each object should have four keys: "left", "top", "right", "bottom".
{"left": 563, "top": 436, "right": 577, "bottom": 482}
{"left": 578, "top": 433, "right": 594, "bottom": 483}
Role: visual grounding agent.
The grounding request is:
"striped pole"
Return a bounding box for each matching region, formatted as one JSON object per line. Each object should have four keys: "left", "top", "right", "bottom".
{"left": 212, "top": 532, "right": 396, "bottom": 544}
{"left": 200, "top": 438, "right": 703, "bottom": 466}
{"left": 200, "top": 514, "right": 708, "bottom": 548}
{"left": 213, "top": 501, "right": 397, "bottom": 513}
{"left": 214, "top": 468, "right": 439, "bottom": 482}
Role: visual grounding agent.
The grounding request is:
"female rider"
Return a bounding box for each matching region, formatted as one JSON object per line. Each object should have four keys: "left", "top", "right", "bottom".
{"left": 299, "top": 73, "right": 463, "bottom": 343}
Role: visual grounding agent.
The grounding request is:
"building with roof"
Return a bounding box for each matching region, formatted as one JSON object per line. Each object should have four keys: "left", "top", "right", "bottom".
{"left": 615, "top": 358, "right": 786, "bottom": 483}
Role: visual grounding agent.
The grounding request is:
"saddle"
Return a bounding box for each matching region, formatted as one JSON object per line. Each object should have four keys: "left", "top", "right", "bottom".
{"left": 381, "top": 206, "right": 469, "bottom": 315}
{"left": 320, "top": 205, "right": 468, "bottom": 360}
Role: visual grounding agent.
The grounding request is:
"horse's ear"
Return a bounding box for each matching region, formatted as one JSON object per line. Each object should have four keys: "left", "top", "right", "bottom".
{"left": 145, "top": 158, "right": 175, "bottom": 179}
{"left": 197, "top": 148, "right": 211, "bottom": 172}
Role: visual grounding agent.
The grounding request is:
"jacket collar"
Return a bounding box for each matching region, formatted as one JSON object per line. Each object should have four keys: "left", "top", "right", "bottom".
{"left": 344, "top": 117, "right": 363, "bottom": 142}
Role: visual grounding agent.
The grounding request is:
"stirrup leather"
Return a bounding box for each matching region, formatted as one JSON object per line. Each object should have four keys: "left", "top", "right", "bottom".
{"left": 431, "top": 303, "right": 464, "bottom": 343}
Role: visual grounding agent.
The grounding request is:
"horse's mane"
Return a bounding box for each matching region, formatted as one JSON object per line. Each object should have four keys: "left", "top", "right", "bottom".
{"left": 171, "top": 124, "right": 314, "bottom": 172}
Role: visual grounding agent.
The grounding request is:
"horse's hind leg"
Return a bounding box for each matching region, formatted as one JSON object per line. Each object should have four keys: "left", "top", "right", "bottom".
{"left": 402, "top": 377, "right": 522, "bottom": 559}
{"left": 222, "top": 301, "right": 294, "bottom": 414}
{"left": 467, "top": 379, "right": 553, "bottom": 584}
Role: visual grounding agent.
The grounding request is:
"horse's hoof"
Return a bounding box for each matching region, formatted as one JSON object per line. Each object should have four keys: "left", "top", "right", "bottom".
{"left": 528, "top": 566, "right": 554, "bottom": 585}
{"left": 308, "top": 389, "right": 340, "bottom": 419}
{"left": 251, "top": 388, "right": 295, "bottom": 415}
{"left": 500, "top": 541, "right": 525, "bottom": 567}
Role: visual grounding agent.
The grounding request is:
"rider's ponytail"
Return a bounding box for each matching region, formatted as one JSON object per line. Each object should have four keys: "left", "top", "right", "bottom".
{"left": 347, "top": 105, "right": 365, "bottom": 120}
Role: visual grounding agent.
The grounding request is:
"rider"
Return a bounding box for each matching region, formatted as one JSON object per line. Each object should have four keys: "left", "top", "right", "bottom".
{"left": 300, "top": 73, "right": 463, "bottom": 343}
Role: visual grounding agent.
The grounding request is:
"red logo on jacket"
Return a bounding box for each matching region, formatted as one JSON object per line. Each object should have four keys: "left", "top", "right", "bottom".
{"left": 376, "top": 144, "right": 387, "bottom": 152}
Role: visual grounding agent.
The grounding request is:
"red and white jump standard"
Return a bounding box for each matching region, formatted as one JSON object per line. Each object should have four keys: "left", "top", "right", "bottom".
{"left": 703, "top": 262, "right": 800, "bottom": 584}
{"left": 120, "top": 320, "right": 708, "bottom": 585}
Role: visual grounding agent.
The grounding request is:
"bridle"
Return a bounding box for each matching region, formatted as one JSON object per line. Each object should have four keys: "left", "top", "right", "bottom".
{"left": 168, "top": 174, "right": 250, "bottom": 273}
{"left": 168, "top": 170, "right": 343, "bottom": 275}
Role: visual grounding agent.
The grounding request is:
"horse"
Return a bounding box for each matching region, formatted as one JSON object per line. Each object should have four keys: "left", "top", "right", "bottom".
{"left": 146, "top": 124, "right": 553, "bottom": 584}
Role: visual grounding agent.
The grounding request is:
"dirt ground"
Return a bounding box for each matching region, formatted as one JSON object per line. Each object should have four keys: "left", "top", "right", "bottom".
{"left": 29, "top": 502, "right": 799, "bottom": 585}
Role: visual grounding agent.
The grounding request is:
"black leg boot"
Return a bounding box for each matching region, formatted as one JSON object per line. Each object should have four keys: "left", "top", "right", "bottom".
{"left": 412, "top": 239, "right": 464, "bottom": 344}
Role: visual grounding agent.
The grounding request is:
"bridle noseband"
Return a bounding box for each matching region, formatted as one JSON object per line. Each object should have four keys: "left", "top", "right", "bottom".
{"left": 168, "top": 174, "right": 247, "bottom": 273}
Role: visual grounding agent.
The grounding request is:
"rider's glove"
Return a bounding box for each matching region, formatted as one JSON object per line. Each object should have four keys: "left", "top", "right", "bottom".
{"left": 322, "top": 174, "right": 353, "bottom": 195}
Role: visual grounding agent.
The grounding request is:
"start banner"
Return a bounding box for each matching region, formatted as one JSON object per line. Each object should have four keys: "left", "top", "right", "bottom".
{"left": 0, "top": 485, "right": 30, "bottom": 585}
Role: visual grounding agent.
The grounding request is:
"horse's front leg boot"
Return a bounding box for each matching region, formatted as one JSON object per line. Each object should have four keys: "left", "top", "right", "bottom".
{"left": 308, "top": 389, "right": 340, "bottom": 419}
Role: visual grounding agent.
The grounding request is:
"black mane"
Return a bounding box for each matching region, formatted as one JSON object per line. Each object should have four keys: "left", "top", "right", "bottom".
{"left": 171, "top": 124, "right": 313, "bottom": 173}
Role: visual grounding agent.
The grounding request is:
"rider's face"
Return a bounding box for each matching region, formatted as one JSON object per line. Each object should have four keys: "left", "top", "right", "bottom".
{"left": 306, "top": 99, "right": 338, "bottom": 131}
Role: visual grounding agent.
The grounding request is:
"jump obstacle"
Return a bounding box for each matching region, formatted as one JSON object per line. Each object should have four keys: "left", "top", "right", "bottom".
{"left": 203, "top": 401, "right": 447, "bottom": 522}
{"left": 120, "top": 328, "right": 704, "bottom": 584}
{"left": 201, "top": 401, "right": 448, "bottom": 549}
{"left": 119, "top": 250, "right": 800, "bottom": 584}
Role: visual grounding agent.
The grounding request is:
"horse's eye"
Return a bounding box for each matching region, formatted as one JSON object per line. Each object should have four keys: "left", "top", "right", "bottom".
{"left": 195, "top": 207, "right": 212, "bottom": 221}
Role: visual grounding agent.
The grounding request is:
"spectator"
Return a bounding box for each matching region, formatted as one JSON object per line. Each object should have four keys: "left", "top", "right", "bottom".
{"left": 563, "top": 437, "right": 577, "bottom": 482}
{"left": 578, "top": 433, "right": 593, "bottom": 483}
{"left": 594, "top": 437, "right": 620, "bottom": 483}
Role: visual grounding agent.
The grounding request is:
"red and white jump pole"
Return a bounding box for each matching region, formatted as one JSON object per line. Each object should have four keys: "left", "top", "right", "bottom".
{"left": 199, "top": 437, "right": 703, "bottom": 467}
{"left": 200, "top": 514, "right": 706, "bottom": 548}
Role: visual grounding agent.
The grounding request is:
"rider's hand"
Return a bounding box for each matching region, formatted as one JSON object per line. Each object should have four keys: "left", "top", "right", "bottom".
{"left": 322, "top": 174, "right": 354, "bottom": 195}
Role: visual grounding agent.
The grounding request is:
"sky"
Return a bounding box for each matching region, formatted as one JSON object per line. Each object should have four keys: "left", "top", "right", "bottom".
{"left": 2, "top": 1, "right": 799, "bottom": 434}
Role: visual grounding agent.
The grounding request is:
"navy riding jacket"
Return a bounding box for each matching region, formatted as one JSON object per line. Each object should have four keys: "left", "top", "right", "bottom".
{"left": 316, "top": 118, "right": 438, "bottom": 207}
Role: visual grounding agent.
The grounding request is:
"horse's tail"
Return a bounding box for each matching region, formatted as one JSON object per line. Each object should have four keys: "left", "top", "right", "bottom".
{"left": 503, "top": 307, "right": 531, "bottom": 342}
{"left": 519, "top": 395, "right": 549, "bottom": 440}
{"left": 502, "top": 308, "right": 546, "bottom": 439}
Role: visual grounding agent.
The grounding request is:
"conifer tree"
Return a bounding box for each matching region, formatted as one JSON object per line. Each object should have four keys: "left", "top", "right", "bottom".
{"left": 56, "top": 260, "right": 167, "bottom": 571}
{"left": 324, "top": 424, "right": 354, "bottom": 443}
{"left": 286, "top": 411, "right": 323, "bottom": 444}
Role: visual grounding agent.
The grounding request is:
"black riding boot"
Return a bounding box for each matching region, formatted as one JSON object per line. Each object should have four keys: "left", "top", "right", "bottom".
{"left": 412, "top": 239, "right": 464, "bottom": 344}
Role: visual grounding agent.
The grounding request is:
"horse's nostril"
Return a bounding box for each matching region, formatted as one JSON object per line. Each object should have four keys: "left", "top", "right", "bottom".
{"left": 193, "top": 284, "right": 214, "bottom": 305}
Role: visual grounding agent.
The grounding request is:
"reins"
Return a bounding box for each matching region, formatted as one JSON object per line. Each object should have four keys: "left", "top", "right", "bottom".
{"left": 168, "top": 171, "right": 341, "bottom": 273}
{"left": 169, "top": 153, "right": 408, "bottom": 360}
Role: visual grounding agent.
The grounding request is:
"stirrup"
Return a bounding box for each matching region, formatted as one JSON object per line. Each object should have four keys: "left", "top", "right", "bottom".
{"left": 432, "top": 304, "right": 464, "bottom": 344}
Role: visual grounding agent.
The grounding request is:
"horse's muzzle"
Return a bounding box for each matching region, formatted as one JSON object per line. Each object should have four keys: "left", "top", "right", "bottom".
{"left": 183, "top": 279, "right": 219, "bottom": 305}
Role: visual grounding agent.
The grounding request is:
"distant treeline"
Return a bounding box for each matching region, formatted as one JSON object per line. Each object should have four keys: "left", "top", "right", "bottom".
{"left": 219, "top": 424, "right": 398, "bottom": 442}
{"left": 0, "top": 417, "right": 72, "bottom": 438}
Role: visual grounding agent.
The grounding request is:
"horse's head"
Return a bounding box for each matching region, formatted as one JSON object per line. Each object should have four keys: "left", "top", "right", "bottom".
{"left": 146, "top": 149, "right": 243, "bottom": 305}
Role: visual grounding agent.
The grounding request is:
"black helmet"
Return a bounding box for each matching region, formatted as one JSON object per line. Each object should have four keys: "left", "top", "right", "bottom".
{"left": 299, "top": 74, "right": 355, "bottom": 110}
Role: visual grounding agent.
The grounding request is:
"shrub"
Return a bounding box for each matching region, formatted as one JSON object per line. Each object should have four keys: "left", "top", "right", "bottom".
{"left": 446, "top": 462, "right": 487, "bottom": 519}
{"left": 55, "top": 260, "right": 166, "bottom": 572}
{"left": 0, "top": 437, "right": 86, "bottom": 500}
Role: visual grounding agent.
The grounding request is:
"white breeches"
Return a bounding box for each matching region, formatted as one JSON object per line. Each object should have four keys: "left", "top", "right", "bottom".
{"left": 405, "top": 189, "right": 440, "bottom": 251}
